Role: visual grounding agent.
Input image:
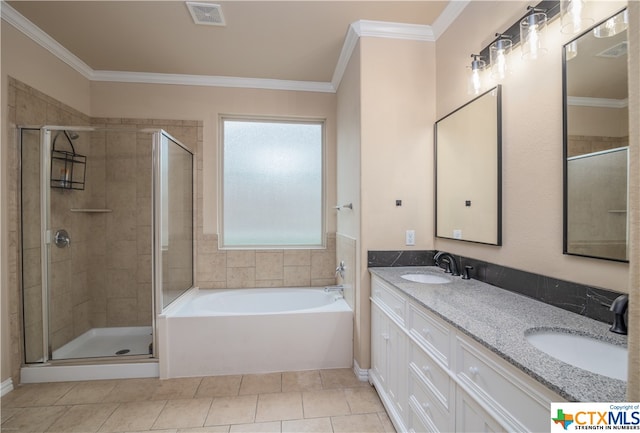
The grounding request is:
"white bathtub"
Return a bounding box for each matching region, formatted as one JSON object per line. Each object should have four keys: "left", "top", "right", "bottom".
{"left": 158, "top": 287, "right": 353, "bottom": 378}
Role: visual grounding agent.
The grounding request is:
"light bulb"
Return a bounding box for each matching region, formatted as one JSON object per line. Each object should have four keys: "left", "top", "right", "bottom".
{"left": 490, "top": 37, "right": 512, "bottom": 81}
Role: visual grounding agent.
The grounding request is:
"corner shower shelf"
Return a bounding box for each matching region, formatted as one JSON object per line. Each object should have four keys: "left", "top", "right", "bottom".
{"left": 70, "top": 208, "right": 113, "bottom": 213}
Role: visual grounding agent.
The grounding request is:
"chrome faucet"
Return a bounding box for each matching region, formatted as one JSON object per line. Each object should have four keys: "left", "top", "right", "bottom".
{"left": 324, "top": 285, "right": 344, "bottom": 294}
{"left": 433, "top": 251, "right": 460, "bottom": 276}
{"left": 609, "top": 294, "right": 628, "bottom": 335}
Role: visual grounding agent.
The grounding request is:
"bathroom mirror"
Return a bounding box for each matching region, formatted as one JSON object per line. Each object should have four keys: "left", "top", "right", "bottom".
{"left": 563, "top": 9, "right": 629, "bottom": 262}
{"left": 435, "top": 86, "right": 502, "bottom": 245}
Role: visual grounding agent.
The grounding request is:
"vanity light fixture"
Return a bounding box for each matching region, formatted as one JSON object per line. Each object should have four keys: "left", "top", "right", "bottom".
{"left": 560, "top": 0, "right": 593, "bottom": 35}
{"left": 593, "top": 9, "right": 628, "bottom": 38}
{"left": 489, "top": 34, "right": 512, "bottom": 81}
{"left": 521, "top": 6, "right": 548, "bottom": 60}
{"left": 467, "top": 54, "right": 486, "bottom": 95}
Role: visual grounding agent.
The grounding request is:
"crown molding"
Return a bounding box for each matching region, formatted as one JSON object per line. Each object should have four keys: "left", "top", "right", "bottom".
{"left": 353, "top": 20, "right": 435, "bottom": 42}
{"left": 1, "top": 1, "right": 94, "bottom": 79}
{"left": 431, "top": 0, "right": 470, "bottom": 39}
{"left": 568, "top": 96, "right": 629, "bottom": 108}
{"left": 91, "top": 70, "right": 335, "bottom": 93}
{"left": 2, "top": 1, "right": 464, "bottom": 93}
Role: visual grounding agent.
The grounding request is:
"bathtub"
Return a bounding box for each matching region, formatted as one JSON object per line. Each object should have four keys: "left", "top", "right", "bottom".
{"left": 158, "top": 287, "right": 353, "bottom": 378}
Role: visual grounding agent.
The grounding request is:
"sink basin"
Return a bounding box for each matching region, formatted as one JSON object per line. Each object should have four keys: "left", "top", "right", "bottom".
{"left": 401, "top": 274, "right": 450, "bottom": 284}
{"left": 525, "top": 330, "right": 627, "bottom": 381}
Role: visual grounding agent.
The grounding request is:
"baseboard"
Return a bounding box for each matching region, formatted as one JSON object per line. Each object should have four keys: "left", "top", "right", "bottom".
{"left": 353, "top": 359, "right": 369, "bottom": 382}
{"left": 1, "top": 378, "right": 14, "bottom": 397}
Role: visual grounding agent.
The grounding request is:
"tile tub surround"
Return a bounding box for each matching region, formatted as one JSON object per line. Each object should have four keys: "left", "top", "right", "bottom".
{"left": 369, "top": 266, "right": 628, "bottom": 402}
{"left": 0, "top": 369, "right": 395, "bottom": 433}
{"left": 368, "top": 250, "right": 626, "bottom": 324}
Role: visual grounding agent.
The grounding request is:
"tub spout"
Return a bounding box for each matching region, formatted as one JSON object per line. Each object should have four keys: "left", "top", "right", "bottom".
{"left": 324, "top": 285, "right": 344, "bottom": 296}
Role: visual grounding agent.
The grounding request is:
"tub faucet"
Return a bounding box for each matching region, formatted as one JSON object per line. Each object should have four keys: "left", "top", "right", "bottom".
{"left": 434, "top": 252, "right": 460, "bottom": 276}
{"left": 324, "top": 285, "right": 344, "bottom": 294}
{"left": 609, "top": 294, "right": 628, "bottom": 335}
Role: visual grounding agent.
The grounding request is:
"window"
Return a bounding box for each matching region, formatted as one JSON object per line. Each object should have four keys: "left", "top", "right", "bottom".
{"left": 220, "top": 117, "right": 324, "bottom": 248}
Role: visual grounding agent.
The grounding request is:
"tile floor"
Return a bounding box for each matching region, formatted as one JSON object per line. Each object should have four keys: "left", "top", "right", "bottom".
{"left": 1, "top": 369, "right": 396, "bottom": 433}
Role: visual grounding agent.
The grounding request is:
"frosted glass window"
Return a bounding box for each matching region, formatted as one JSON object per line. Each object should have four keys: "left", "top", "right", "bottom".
{"left": 221, "top": 119, "right": 324, "bottom": 248}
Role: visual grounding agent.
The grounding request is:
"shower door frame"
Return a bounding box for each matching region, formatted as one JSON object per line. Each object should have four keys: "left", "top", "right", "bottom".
{"left": 151, "top": 129, "right": 196, "bottom": 323}
{"left": 21, "top": 125, "right": 188, "bottom": 364}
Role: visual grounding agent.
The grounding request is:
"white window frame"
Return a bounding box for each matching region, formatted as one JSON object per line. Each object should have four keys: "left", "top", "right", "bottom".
{"left": 218, "top": 115, "right": 326, "bottom": 249}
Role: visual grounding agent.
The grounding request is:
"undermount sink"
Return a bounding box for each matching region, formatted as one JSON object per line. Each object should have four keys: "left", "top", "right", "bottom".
{"left": 525, "top": 329, "right": 627, "bottom": 381}
{"left": 401, "top": 274, "right": 451, "bottom": 284}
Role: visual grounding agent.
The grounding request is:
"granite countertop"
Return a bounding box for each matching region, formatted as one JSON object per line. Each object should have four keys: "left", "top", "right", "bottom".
{"left": 369, "top": 266, "right": 628, "bottom": 402}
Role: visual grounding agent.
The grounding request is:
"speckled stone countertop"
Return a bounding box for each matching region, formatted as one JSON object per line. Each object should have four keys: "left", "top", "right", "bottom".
{"left": 369, "top": 266, "right": 628, "bottom": 402}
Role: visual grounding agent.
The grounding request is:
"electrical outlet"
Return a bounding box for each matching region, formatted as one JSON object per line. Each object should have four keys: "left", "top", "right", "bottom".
{"left": 406, "top": 230, "right": 415, "bottom": 246}
{"left": 453, "top": 229, "right": 462, "bottom": 239}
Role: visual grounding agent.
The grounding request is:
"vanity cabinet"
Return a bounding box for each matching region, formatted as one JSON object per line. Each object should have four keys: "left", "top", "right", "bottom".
{"left": 370, "top": 275, "right": 562, "bottom": 433}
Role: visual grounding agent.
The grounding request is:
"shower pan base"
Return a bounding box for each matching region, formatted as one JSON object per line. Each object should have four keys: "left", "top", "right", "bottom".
{"left": 20, "top": 326, "right": 157, "bottom": 383}
{"left": 53, "top": 326, "right": 153, "bottom": 359}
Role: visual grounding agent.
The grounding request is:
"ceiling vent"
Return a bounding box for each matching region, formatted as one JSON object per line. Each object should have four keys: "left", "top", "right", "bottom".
{"left": 186, "top": 2, "right": 225, "bottom": 26}
{"left": 597, "top": 41, "right": 627, "bottom": 58}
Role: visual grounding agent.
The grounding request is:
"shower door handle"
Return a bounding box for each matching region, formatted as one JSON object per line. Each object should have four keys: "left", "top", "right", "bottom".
{"left": 54, "top": 229, "right": 70, "bottom": 248}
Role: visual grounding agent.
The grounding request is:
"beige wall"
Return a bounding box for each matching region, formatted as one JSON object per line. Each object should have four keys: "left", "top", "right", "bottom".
{"left": 356, "top": 37, "right": 436, "bottom": 368}
{"left": 434, "top": 0, "right": 629, "bottom": 292}
{"left": 626, "top": 0, "right": 639, "bottom": 400}
{"left": 336, "top": 41, "right": 361, "bottom": 365}
{"left": 568, "top": 105, "right": 628, "bottom": 137}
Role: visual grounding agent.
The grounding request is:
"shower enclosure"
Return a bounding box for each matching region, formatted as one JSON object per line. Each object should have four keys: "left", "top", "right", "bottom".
{"left": 19, "top": 126, "right": 193, "bottom": 366}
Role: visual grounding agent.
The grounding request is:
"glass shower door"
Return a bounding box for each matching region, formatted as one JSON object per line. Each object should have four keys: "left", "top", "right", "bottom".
{"left": 155, "top": 131, "right": 194, "bottom": 311}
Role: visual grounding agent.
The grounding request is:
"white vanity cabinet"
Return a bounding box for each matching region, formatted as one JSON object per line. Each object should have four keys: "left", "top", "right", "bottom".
{"left": 370, "top": 275, "right": 563, "bottom": 433}
{"left": 371, "top": 283, "right": 408, "bottom": 428}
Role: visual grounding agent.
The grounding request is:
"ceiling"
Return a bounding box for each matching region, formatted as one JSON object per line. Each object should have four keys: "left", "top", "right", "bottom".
{"left": 7, "top": 1, "right": 451, "bottom": 85}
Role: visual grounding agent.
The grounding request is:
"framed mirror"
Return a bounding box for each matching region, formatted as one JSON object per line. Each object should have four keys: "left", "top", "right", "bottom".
{"left": 435, "top": 85, "right": 502, "bottom": 245}
{"left": 563, "top": 9, "right": 629, "bottom": 262}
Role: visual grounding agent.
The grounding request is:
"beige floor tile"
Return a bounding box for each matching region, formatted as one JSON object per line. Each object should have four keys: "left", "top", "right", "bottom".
{"left": 152, "top": 397, "right": 213, "bottom": 429}
{"left": 101, "top": 378, "right": 159, "bottom": 403}
{"left": 229, "top": 421, "right": 281, "bottom": 433}
{"left": 320, "top": 369, "right": 367, "bottom": 390}
{"left": 302, "top": 389, "right": 350, "bottom": 418}
{"left": 152, "top": 377, "right": 203, "bottom": 400}
{"left": 1, "top": 406, "right": 21, "bottom": 423}
{"left": 55, "top": 380, "right": 120, "bottom": 405}
{"left": 196, "top": 375, "right": 242, "bottom": 398}
{"left": 331, "top": 413, "right": 385, "bottom": 433}
{"left": 255, "top": 392, "right": 303, "bottom": 422}
{"left": 281, "top": 371, "right": 322, "bottom": 393}
{"left": 46, "top": 402, "right": 118, "bottom": 432}
{"left": 377, "top": 411, "right": 397, "bottom": 433}
{"left": 178, "top": 427, "right": 230, "bottom": 433}
{"left": 344, "top": 386, "right": 384, "bottom": 414}
{"left": 98, "top": 400, "right": 167, "bottom": 432}
{"left": 1, "top": 405, "right": 69, "bottom": 432}
{"left": 281, "top": 417, "right": 332, "bottom": 433}
{"left": 239, "top": 373, "right": 281, "bottom": 395}
{"left": 204, "top": 395, "right": 258, "bottom": 426}
{"left": 123, "top": 430, "right": 177, "bottom": 433}
{"left": 4, "top": 382, "right": 75, "bottom": 407}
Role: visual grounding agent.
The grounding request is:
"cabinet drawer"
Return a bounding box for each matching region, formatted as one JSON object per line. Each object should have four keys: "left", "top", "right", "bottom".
{"left": 408, "top": 342, "right": 452, "bottom": 409}
{"left": 408, "top": 303, "right": 450, "bottom": 366}
{"left": 371, "top": 277, "right": 405, "bottom": 325}
{"left": 455, "top": 336, "right": 551, "bottom": 432}
{"left": 408, "top": 369, "right": 453, "bottom": 433}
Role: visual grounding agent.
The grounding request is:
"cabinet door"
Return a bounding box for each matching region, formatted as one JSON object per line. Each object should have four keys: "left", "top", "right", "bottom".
{"left": 456, "top": 388, "right": 506, "bottom": 433}
{"left": 371, "top": 303, "right": 389, "bottom": 389}
{"left": 387, "top": 318, "right": 407, "bottom": 421}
